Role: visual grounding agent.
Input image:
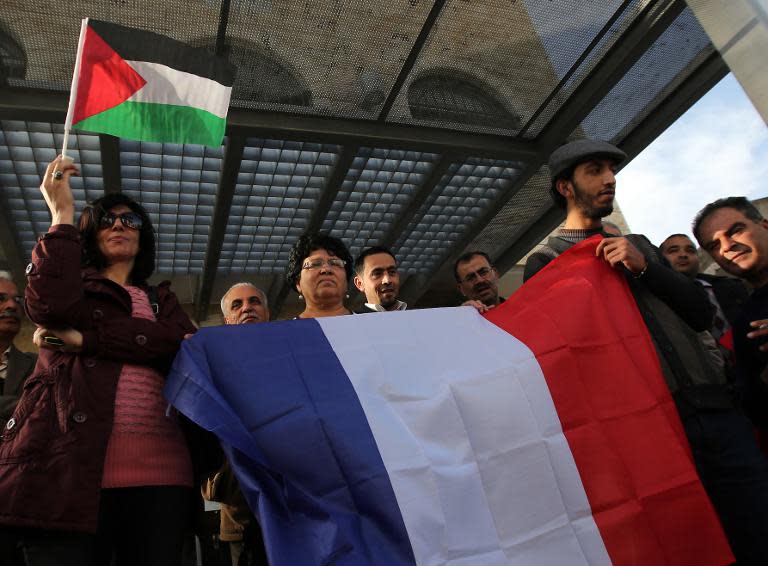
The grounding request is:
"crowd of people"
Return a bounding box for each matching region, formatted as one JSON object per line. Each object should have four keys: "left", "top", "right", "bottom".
{"left": 0, "top": 140, "right": 766, "bottom": 565}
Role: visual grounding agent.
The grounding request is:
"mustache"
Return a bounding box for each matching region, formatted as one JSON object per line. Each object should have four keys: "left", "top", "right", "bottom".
{"left": 0, "top": 309, "right": 20, "bottom": 320}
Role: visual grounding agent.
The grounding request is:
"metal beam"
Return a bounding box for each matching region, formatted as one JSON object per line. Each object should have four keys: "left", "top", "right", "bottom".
{"left": 620, "top": 51, "right": 728, "bottom": 161}
{"left": 377, "top": 0, "right": 447, "bottom": 121}
{"left": 404, "top": 0, "right": 686, "bottom": 305}
{"left": 378, "top": 152, "right": 458, "bottom": 249}
{"left": 0, "top": 88, "right": 542, "bottom": 162}
{"left": 215, "top": 0, "right": 233, "bottom": 56}
{"left": 536, "top": 0, "right": 685, "bottom": 147}
{"left": 518, "top": 0, "right": 634, "bottom": 138}
{"left": 269, "top": 145, "right": 360, "bottom": 319}
{"left": 194, "top": 135, "right": 246, "bottom": 323}
{"left": 98, "top": 134, "right": 122, "bottom": 194}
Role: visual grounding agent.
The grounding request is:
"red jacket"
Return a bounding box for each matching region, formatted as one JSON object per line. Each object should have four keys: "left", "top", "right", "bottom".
{"left": 0, "top": 225, "right": 196, "bottom": 532}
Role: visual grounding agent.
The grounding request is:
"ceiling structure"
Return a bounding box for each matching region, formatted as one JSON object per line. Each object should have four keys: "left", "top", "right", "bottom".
{"left": 0, "top": 0, "right": 730, "bottom": 320}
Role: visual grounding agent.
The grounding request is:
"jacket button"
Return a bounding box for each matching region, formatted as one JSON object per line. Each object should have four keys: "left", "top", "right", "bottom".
{"left": 25, "top": 263, "right": 34, "bottom": 275}
{"left": 71, "top": 412, "right": 87, "bottom": 424}
{"left": 84, "top": 359, "right": 96, "bottom": 368}
{"left": 5, "top": 418, "right": 15, "bottom": 430}
{"left": 135, "top": 334, "right": 148, "bottom": 346}
{"left": 92, "top": 309, "right": 104, "bottom": 320}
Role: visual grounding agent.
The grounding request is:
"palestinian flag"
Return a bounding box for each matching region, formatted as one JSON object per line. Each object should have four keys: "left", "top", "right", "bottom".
{"left": 67, "top": 19, "right": 235, "bottom": 147}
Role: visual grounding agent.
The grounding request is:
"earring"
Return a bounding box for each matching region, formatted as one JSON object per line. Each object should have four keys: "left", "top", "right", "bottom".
{"left": 345, "top": 293, "right": 350, "bottom": 299}
{"left": 298, "top": 293, "right": 304, "bottom": 301}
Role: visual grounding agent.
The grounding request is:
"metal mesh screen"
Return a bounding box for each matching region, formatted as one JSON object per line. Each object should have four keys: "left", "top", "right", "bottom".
{"left": 120, "top": 140, "right": 223, "bottom": 274}
{"left": 580, "top": 7, "right": 714, "bottom": 142}
{"left": 0, "top": 121, "right": 102, "bottom": 258}
{"left": 219, "top": 138, "right": 340, "bottom": 274}
{"left": 321, "top": 147, "right": 439, "bottom": 259}
{"left": 395, "top": 157, "right": 522, "bottom": 273}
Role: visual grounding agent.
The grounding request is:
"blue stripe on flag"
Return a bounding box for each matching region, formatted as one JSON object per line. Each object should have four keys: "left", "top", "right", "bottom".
{"left": 166, "top": 318, "right": 416, "bottom": 565}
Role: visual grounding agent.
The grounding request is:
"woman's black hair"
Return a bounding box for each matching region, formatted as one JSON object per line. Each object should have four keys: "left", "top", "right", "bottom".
{"left": 78, "top": 193, "right": 156, "bottom": 285}
{"left": 285, "top": 232, "right": 353, "bottom": 292}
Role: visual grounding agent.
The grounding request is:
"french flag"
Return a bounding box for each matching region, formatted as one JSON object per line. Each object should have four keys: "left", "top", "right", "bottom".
{"left": 165, "top": 239, "right": 732, "bottom": 565}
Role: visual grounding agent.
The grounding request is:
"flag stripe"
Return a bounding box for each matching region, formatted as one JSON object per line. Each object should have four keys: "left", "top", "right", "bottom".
{"left": 165, "top": 319, "right": 417, "bottom": 565}
{"left": 125, "top": 61, "right": 231, "bottom": 118}
{"left": 72, "top": 101, "right": 225, "bottom": 147}
{"left": 89, "top": 19, "right": 235, "bottom": 86}
{"left": 318, "top": 308, "right": 611, "bottom": 566}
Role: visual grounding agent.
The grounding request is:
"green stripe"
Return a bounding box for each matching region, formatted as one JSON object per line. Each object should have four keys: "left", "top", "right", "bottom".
{"left": 73, "top": 101, "right": 225, "bottom": 147}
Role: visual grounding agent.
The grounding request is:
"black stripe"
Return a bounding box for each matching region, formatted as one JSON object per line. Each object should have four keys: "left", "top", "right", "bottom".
{"left": 89, "top": 20, "right": 236, "bottom": 87}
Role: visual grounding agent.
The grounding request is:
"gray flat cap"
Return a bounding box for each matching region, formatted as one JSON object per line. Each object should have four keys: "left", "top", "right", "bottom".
{"left": 548, "top": 139, "right": 627, "bottom": 180}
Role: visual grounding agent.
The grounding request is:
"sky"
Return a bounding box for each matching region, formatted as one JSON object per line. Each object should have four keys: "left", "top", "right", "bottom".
{"left": 616, "top": 73, "right": 768, "bottom": 246}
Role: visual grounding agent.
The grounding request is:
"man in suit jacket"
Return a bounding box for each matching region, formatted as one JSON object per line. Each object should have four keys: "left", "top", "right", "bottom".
{"left": 0, "top": 270, "right": 36, "bottom": 566}
{"left": 0, "top": 271, "right": 36, "bottom": 425}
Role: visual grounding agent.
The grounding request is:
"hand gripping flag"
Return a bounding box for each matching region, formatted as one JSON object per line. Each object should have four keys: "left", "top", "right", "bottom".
{"left": 165, "top": 238, "right": 733, "bottom": 565}
{"left": 64, "top": 19, "right": 235, "bottom": 147}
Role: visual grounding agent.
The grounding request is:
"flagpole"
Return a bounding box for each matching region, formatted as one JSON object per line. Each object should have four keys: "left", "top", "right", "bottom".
{"left": 61, "top": 17, "right": 89, "bottom": 161}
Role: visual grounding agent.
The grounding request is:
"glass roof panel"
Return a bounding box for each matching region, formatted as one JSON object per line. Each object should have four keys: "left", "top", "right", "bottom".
{"left": 579, "top": 7, "right": 713, "bottom": 142}
{"left": 0, "top": 121, "right": 102, "bottom": 258}
{"left": 395, "top": 157, "right": 523, "bottom": 274}
{"left": 219, "top": 138, "right": 340, "bottom": 274}
{"left": 321, "top": 147, "right": 439, "bottom": 259}
{"left": 385, "top": 0, "right": 634, "bottom": 135}
{"left": 120, "top": 140, "right": 223, "bottom": 274}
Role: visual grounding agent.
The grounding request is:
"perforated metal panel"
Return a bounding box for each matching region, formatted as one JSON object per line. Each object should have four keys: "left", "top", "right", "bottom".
{"left": 120, "top": 140, "right": 223, "bottom": 274}
{"left": 321, "top": 147, "right": 439, "bottom": 259}
{"left": 580, "top": 7, "right": 713, "bottom": 142}
{"left": 219, "top": 139, "right": 340, "bottom": 274}
{"left": 395, "top": 157, "right": 523, "bottom": 273}
{"left": 0, "top": 120, "right": 102, "bottom": 257}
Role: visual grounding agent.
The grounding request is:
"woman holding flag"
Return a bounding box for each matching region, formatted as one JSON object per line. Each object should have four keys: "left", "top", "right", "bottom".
{"left": 0, "top": 156, "right": 198, "bottom": 566}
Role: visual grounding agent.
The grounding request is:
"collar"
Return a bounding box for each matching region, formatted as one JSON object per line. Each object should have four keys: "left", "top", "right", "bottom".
{"left": 365, "top": 300, "right": 407, "bottom": 312}
{"left": 695, "top": 276, "right": 713, "bottom": 288}
{"left": 1, "top": 345, "right": 10, "bottom": 363}
{"left": 556, "top": 227, "right": 603, "bottom": 243}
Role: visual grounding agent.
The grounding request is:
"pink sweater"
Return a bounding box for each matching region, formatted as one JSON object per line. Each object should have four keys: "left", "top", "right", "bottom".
{"left": 101, "top": 286, "right": 193, "bottom": 488}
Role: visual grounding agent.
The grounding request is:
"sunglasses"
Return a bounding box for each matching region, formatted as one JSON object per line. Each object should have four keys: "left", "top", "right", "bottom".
{"left": 99, "top": 212, "right": 143, "bottom": 231}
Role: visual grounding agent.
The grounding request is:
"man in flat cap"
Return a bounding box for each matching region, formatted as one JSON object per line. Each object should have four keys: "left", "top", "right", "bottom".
{"left": 524, "top": 139, "right": 768, "bottom": 564}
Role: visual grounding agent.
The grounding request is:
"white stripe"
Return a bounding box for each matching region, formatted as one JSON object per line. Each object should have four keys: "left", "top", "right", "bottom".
{"left": 318, "top": 308, "right": 611, "bottom": 566}
{"left": 125, "top": 61, "right": 231, "bottom": 118}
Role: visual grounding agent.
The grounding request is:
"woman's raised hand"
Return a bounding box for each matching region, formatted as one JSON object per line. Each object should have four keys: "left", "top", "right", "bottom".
{"left": 40, "top": 156, "right": 79, "bottom": 226}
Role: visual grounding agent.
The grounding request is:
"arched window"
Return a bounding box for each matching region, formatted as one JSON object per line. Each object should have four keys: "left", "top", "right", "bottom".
{"left": 191, "top": 38, "right": 311, "bottom": 107}
{"left": 0, "top": 22, "right": 26, "bottom": 85}
{"left": 408, "top": 70, "right": 520, "bottom": 130}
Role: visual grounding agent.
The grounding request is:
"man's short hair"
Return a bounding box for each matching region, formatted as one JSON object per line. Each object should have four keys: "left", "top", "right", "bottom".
{"left": 453, "top": 251, "right": 493, "bottom": 282}
{"left": 549, "top": 164, "right": 577, "bottom": 210}
{"left": 692, "top": 197, "right": 764, "bottom": 244}
{"left": 220, "top": 282, "right": 267, "bottom": 316}
{"left": 659, "top": 233, "right": 693, "bottom": 253}
{"left": 0, "top": 270, "right": 14, "bottom": 284}
{"left": 354, "top": 246, "right": 397, "bottom": 275}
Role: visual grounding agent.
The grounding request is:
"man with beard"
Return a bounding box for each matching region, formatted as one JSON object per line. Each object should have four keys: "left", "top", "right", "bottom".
{"left": 0, "top": 271, "right": 36, "bottom": 566}
{"left": 524, "top": 140, "right": 768, "bottom": 565}
{"left": 454, "top": 251, "right": 503, "bottom": 312}
{"left": 203, "top": 282, "right": 270, "bottom": 566}
{"left": 353, "top": 246, "right": 407, "bottom": 313}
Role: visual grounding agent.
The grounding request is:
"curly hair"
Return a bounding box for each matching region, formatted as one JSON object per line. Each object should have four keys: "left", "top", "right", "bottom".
{"left": 285, "top": 233, "right": 353, "bottom": 292}
{"left": 78, "top": 193, "right": 156, "bottom": 285}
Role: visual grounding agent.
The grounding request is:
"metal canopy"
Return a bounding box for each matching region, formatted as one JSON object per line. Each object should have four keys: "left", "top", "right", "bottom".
{"left": 0, "top": 0, "right": 726, "bottom": 320}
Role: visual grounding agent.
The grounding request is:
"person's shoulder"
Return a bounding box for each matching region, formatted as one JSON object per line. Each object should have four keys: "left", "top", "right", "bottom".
{"left": 523, "top": 251, "right": 555, "bottom": 281}
{"left": 354, "top": 305, "right": 378, "bottom": 314}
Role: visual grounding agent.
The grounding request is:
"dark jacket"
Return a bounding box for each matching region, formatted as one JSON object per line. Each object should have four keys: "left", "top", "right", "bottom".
{"left": 0, "top": 345, "right": 37, "bottom": 424}
{"left": 0, "top": 224, "right": 196, "bottom": 533}
{"left": 696, "top": 273, "right": 750, "bottom": 327}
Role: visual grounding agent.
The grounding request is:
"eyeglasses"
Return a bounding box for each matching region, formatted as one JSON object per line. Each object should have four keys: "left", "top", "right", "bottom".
{"left": 302, "top": 258, "right": 346, "bottom": 270}
{"left": 460, "top": 266, "right": 494, "bottom": 284}
{"left": 0, "top": 293, "right": 23, "bottom": 306}
{"left": 99, "top": 212, "right": 143, "bottom": 231}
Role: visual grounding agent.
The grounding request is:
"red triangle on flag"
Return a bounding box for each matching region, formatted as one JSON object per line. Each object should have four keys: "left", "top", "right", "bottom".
{"left": 72, "top": 24, "right": 147, "bottom": 125}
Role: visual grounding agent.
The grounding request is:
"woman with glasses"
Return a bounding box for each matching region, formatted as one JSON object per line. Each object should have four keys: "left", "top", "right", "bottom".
{"left": 0, "top": 156, "right": 198, "bottom": 566}
{"left": 286, "top": 233, "right": 354, "bottom": 319}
